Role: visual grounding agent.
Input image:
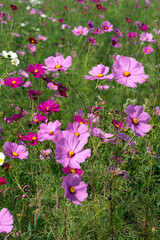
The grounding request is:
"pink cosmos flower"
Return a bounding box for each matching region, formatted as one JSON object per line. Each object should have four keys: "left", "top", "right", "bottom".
{"left": 111, "top": 36, "right": 121, "bottom": 48}
{"left": 112, "top": 55, "right": 145, "bottom": 88}
{"left": 17, "top": 50, "right": 25, "bottom": 56}
{"left": 21, "top": 132, "right": 38, "bottom": 145}
{"left": 43, "top": 55, "right": 72, "bottom": 72}
{"left": 37, "top": 100, "right": 60, "bottom": 114}
{"left": 4, "top": 142, "right": 28, "bottom": 160}
{"left": 39, "top": 149, "right": 52, "bottom": 160}
{"left": 0, "top": 208, "right": 13, "bottom": 234}
{"left": 26, "top": 64, "right": 45, "bottom": 78}
{"left": 72, "top": 26, "right": 89, "bottom": 36}
{"left": 95, "top": 27, "right": 104, "bottom": 34}
{"left": 11, "top": 33, "right": 21, "bottom": 37}
{"left": 88, "top": 36, "right": 97, "bottom": 45}
{"left": 32, "top": 113, "right": 47, "bottom": 124}
{"left": 126, "top": 17, "right": 132, "bottom": 23}
{"left": 143, "top": 46, "right": 153, "bottom": 54}
{"left": 66, "top": 122, "right": 89, "bottom": 144}
{"left": 18, "top": 69, "right": 29, "bottom": 78}
{"left": 0, "top": 177, "right": 7, "bottom": 185}
{"left": 114, "top": 28, "right": 123, "bottom": 37}
{"left": 4, "top": 77, "right": 23, "bottom": 88}
{"left": 62, "top": 166, "right": 83, "bottom": 175}
{"left": 140, "top": 32, "right": 153, "bottom": 42}
{"left": 37, "top": 35, "right": 47, "bottom": 41}
{"left": 84, "top": 64, "right": 113, "bottom": 81}
{"left": 47, "top": 82, "right": 58, "bottom": 91}
{"left": 0, "top": 78, "right": 4, "bottom": 85}
{"left": 38, "top": 121, "right": 61, "bottom": 142}
{"left": 55, "top": 134, "right": 91, "bottom": 169}
{"left": 128, "top": 32, "right": 138, "bottom": 39}
{"left": 154, "top": 107, "right": 160, "bottom": 116}
{"left": 98, "top": 85, "right": 110, "bottom": 90}
{"left": 138, "top": 74, "right": 149, "bottom": 84}
{"left": 23, "top": 81, "right": 33, "bottom": 88}
{"left": 101, "top": 21, "right": 113, "bottom": 32}
{"left": 124, "top": 104, "right": 152, "bottom": 137}
{"left": 90, "top": 126, "right": 115, "bottom": 142}
{"left": 62, "top": 173, "right": 88, "bottom": 205}
{"left": 147, "top": 147, "right": 157, "bottom": 159}
{"left": 26, "top": 44, "right": 36, "bottom": 52}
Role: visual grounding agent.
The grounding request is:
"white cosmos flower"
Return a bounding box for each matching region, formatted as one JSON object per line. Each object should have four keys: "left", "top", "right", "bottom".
{"left": 0, "top": 152, "right": 5, "bottom": 166}
{"left": 11, "top": 58, "right": 20, "bottom": 66}
{"left": 2, "top": 51, "right": 18, "bottom": 59}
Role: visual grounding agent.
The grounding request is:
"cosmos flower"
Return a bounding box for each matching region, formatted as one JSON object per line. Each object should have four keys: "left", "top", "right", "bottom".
{"left": 0, "top": 177, "right": 7, "bottom": 185}
{"left": 97, "top": 85, "right": 110, "bottom": 90}
{"left": 127, "top": 32, "right": 138, "bottom": 39}
{"left": 124, "top": 104, "right": 152, "bottom": 137}
{"left": 0, "top": 208, "right": 13, "bottom": 234}
{"left": 18, "top": 69, "right": 29, "bottom": 78}
{"left": 55, "top": 134, "right": 91, "bottom": 169}
{"left": 32, "top": 113, "right": 47, "bottom": 124}
{"left": 101, "top": 21, "right": 113, "bottom": 32}
{"left": 0, "top": 152, "right": 5, "bottom": 166}
{"left": 37, "top": 99, "right": 60, "bottom": 114}
{"left": 147, "top": 147, "right": 157, "bottom": 159}
{"left": 26, "top": 44, "right": 36, "bottom": 52}
{"left": 38, "top": 121, "right": 61, "bottom": 142}
{"left": 72, "top": 26, "right": 89, "bottom": 36}
{"left": 62, "top": 173, "right": 88, "bottom": 205}
{"left": 154, "top": 107, "right": 160, "bottom": 116}
{"left": 114, "top": 28, "right": 123, "bottom": 37}
{"left": 43, "top": 55, "right": 72, "bottom": 72}
{"left": 140, "top": 32, "right": 153, "bottom": 42}
{"left": 143, "top": 46, "right": 153, "bottom": 54}
{"left": 39, "top": 149, "right": 52, "bottom": 160}
{"left": 26, "top": 64, "right": 45, "bottom": 78}
{"left": 90, "top": 126, "right": 115, "bottom": 143}
{"left": 4, "top": 77, "right": 23, "bottom": 88}
{"left": 112, "top": 55, "right": 145, "bottom": 88}
{"left": 1, "top": 51, "right": 18, "bottom": 59}
{"left": 28, "top": 37, "right": 38, "bottom": 44}
{"left": 66, "top": 122, "right": 89, "bottom": 144}
{"left": 84, "top": 64, "right": 113, "bottom": 81}
{"left": 47, "top": 82, "right": 58, "bottom": 91}
{"left": 17, "top": 50, "right": 25, "bottom": 56}
{"left": 21, "top": 132, "right": 38, "bottom": 145}
{"left": 4, "top": 142, "right": 28, "bottom": 160}
{"left": 62, "top": 166, "right": 83, "bottom": 175}
{"left": 37, "top": 34, "right": 47, "bottom": 41}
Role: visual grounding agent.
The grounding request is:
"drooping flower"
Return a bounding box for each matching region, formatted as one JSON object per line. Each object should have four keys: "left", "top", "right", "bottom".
{"left": 37, "top": 99, "right": 60, "bottom": 114}
{"left": 112, "top": 120, "right": 124, "bottom": 130}
{"left": 154, "top": 107, "right": 160, "bottom": 116}
{"left": 39, "top": 149, "right": 52, "bottom": 160}
{"left": 112, "top": 55, "right": 145, "bottom": 88}
{"left": 27, "top": 89, "right": 41, "bottom": 100}
{"left": 38, "top": 121, "right": 61, "bottom": 142}
{"left": 23, "top": 81, "right": 33, "bottom": 88}
{"left": 17, "top": 50, "right": 25, "bottom": 56}
{"left": 0, "top": 208, "right": 13, "bottom": 234}
{"left": 43, "top": 55, "right": 72, "bottom": 72}
{"left": 84, "top": 64, "right": 113, "bottom": 81}
{"left": 21, "top": 132, "right": 38, "bottom": 145}
{"left": 62, "top": 166, "right": 83, "bottom": 175}
{"left": 72, "top": 26, "right": 89, "bottom": 36}
{"left": 124, "top": 104, "right": 152, "bottom": 137}
{"left": 90, "top": 126, "right": 115, "bottom": 143}
{"left": 62, "top": 173, "right": 88, "bottom": 205}
{"left": 26, "top": 64, "right": 45, "bottom": 78}
{"left": 18, "top": 69, "right": 29, "bottom": 78}
{"left": 0, "top": 152, "right": 5, "bottom": 165}
{"left": 143, "top": 46, "right": 153, "bottom": 54}
{"left": 0, "top": 177, "right": 7, "bottom": 185}
{"left": 101, "top": 21, "right": 113, "bottom": 32}
{"left": 4, "top": 77, "right": 23, "bottom": 88}
{"left": 4, "top": 142, "right": 29, "bottom": 160}
{"left": 55, "top": 134, "right": 91, "bottom": 168}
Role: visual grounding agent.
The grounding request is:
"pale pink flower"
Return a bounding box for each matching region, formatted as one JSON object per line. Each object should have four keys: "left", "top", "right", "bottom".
{"left": 0, "top": 208, "right": 13, "bottom": 234}
{"left": 84, "top": 64, "right": 113, "bottom": 81}
{"left": 72, "top": 26, "right": 89, "bottom": 36}
{"left": 43, "top": 55, "right": 72, "bottom": 72}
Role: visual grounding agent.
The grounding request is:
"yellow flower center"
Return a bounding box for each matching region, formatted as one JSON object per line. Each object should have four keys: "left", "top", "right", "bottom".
{"left": 56, "top": 64, "right": 61, "bottom": 69}
{"left": 74, "top": 132, "right": 79, "bottom": 137}
{"left": 146, "top": 50, "right": 149, "bottom": 52}
{"left": 124, "top": 71, "right": 130, "bottom": 77}
{"left": 69, "top": 151, "right": 75, "bottom": 157}
{"left": 97, "top": 74, "right": 103, "bottom": 77}
{"left": 104, "top": 26, "right": 108, "bottom": 29}
{"left": 45, "top": 153, "right": 49, "bottom": 156}
{"left": 132, "top": 118, "right": 138, "bottom": 125}
{"left": 31, "top": 40, "right": 34, "bottom": 43}
{"left": 49, "top": 131, "right": 54, "bottom": 135}
{"left": 69, "top": 186, "right": 75, "bottom": 193}
{"left": 79, "top": 31, "right": 82, "bottom": 34}
{"left": 35, "top": 69, "right": 39, "bottom": 73}
{"left": 115, "top": 124, "right": 119, "bottom": 128}
{"left": 0, "top": 159, "right": 3, "bottom": 163}
{"left": 34, "top": 119, "right": 38, "bottom": 122}
{"left": 12, "top": 81, "right": 16, "bottom": 84}
{"left": 21, "top": 73, "right": 24, "bottom": 75}
{"left": 12, "top": 152, "right": 18, "bottom": 156}
{"left": 80, "top": 122, "right": 83, "bottom": 124}
{"left": 32, "top": 137, "right": 37, "bottom": 140}
{"left": 46, "top": 107, "right": 49, "bottom": 110}
{"left": 71, "top": 169, "right": 76, "bottom": 173}
{"left": 51, "top": 85, "right": 55, "bottom": 88}
{"left": 152, "top": 151, "right": 155, "bottom": 155}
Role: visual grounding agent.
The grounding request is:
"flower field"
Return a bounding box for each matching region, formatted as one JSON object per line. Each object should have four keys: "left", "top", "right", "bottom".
{"left": 0, "top": 0, "right": 160, "bottom": 239}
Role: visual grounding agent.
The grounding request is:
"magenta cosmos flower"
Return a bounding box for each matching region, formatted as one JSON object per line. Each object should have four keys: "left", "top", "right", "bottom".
{"left": 112, "top": 55, "right": 145, "bottom": 88}
{"left": 143, "top": 46, "right": 153, "bottom": 54}
{"left": 43, "top": 55, "right": 72, "bottom": 72}
{"left": 84, "top": 64, "right": 113, "bottom": 81}
{"left": 26, "top": 64, "right": 45, "bottom": 78}
{"left": 62, "top": 166, "right": 83, "bottom": 175}
{"left": 37, "top": 99, "right": 60, "bottom": 114}
{"left": 101, "top": 21, "right": 113, "bottom": 32}
{"left": 0, "top": 208, "right": 13, "bottom": 234}
{"left": 127, "top": 32, "right": 138, "bottom": 39}
{"left": 72, "top": 26, "right": 89, "bottom": 36}
{"left": 62, "top": 173, "right": 88, "bottom": 205}
{"left": 21, "top": 132, "right": 38, "bottom": 145}
{"left": 4, "top": 77, "right": 23, "bottom": 88}
{"left": 4, "top": 142, "right": 28, "bottom": 160}
{"left": 0, "top": 177, "right": 7, "bottom": 186}
{"left": 38, "top": 120, "right": 61, "bottom": 142}
{"left": 124, "top": 104, "right": 152, "bottom": 137}
{"left": 114, "top": 28, "right": 123, "bottom": 37}
{"left": 55, "top": 134, "right": 91, "bottom": 169}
